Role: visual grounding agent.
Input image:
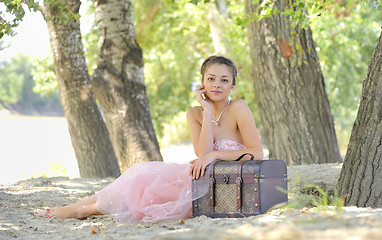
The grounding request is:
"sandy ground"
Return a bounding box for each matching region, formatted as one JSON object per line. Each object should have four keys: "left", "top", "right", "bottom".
{"left": 3, "top": 163, "right": 382, "bottom": 240}
{"left": 2, "top": 115, "right": 382, "bottom": 239}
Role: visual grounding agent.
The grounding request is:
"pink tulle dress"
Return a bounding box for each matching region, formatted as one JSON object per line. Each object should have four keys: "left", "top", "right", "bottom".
{"left": 95, "top": 139, "right": 247, "bottom": 223}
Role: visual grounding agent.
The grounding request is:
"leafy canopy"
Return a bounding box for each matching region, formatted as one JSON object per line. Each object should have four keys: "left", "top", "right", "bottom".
{"left": 310, "top": 1, "right": 381, "bottom": 151}
{"left": 2, "top": 0, "right": 381, "bottom": 148}
{"left": 0, "top": 0, "right": 39, "bottom": 39}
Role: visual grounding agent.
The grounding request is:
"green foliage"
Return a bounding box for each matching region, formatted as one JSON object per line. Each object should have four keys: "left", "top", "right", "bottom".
{"left": 32, "top": 2, "right": 98, "bottom": 93}
{"left": 43, "top": 0, "right": 80, "bottom": 24}
{"left": 27, "top": 0, "right": 258, "bottom": 145}
{"left": 133, "top": 0, "right": 259, "bottom": 144}
{"left": 28, "top": 160, "right": 67, "bottom": 179}
{"left": 0, "top": 0, "right": 38, "bottom": 39}
{"left": 82, "top": 2, "right": 98, "bottom": 75}
{"left": 1, "top": 0, "right": 80, "bottom": 41}
{"left": 134, "top": 0, "right": 212, "bottom": 141}
{"left": 285, "top": 173, "right": 344, "bottom": 212}
{"left": 70, "top": 0, "right": 382, "bottom": 148}
{"left": 247, "top": 0, "right": 338, "bottom": 29}
{"left": 243, "top": 0, "right": 381, "bottom": 154}
{"left": 32, "top": 53, "right": 57, "bottom": 96}
{"left": 247, "top": 0, "right": 382, "bottom": 30}
{"left": 160, "top": 111, "right": 191, "bottom": 147}
{"left": 310, "top": 1, "right": 381, "bottom": 153}
{"left": 0, "top": 40, "right": 7, "bottom": 50}
{"left": 0, "top": 0, "right": 25, "bottom": 39}
{"left": 0, "top": 54, "right": 62, "bottom": 115}
{"left": 0, "top": 58, "right": 24, "bottom": 104}
{"left": 3, "top": 0, "right": 381, "bottom": 148}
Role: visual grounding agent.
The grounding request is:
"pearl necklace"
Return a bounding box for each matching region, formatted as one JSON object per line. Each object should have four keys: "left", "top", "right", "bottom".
{"left": 212, "top": 99, "right": 230, "bottom": 126}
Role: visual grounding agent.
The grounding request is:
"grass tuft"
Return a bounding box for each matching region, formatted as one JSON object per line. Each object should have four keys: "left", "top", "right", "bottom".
{"left": 281, "top": 172, "right": 344, "bottom": 213}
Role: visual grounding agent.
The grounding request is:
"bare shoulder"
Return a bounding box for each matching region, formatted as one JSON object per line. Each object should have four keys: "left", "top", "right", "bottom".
{"left": 229, "top": 99, "right": 251, "bottom": 113}
{"left": 187, "top": 106, "right": 203, "bottom": 121}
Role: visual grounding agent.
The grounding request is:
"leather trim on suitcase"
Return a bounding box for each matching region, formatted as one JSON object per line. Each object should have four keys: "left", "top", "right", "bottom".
{"left": 192, "top": 157, "right": 287, "bottom": 218}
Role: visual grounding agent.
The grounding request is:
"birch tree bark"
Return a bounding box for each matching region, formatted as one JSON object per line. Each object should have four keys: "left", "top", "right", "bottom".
{"left": 40, "top": 0, "right": 120, "bottom": 177}
{"left": 245, "top": 0, "right": 342, "bottom": 165}
{"left": 337, "top": 32, "right": 382, "bottom": 207}
{"left": 92, "top": 0, "right": 162, "bottom": 172}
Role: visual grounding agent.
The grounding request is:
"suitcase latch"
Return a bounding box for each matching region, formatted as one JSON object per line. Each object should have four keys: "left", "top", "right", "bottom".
{"left": 223, "top": 175, "right": 230, "bottom": 184}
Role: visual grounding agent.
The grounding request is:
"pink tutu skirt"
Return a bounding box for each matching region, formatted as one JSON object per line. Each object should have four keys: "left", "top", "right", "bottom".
{"left": 95, "top": 140, "right": 246, "bottom": 223}
{"left": 95, "top": 161, "right": 204, "bottom": 223}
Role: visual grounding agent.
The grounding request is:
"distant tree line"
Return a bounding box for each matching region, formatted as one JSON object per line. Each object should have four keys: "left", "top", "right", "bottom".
{"left": 0, "top": 54, "right": 62, "bottom": 116}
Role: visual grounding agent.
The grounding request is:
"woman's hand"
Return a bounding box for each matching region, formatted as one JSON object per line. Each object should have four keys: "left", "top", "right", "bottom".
{"left": 189, "top": 152, "right": 216, "bottom": 179}
{"left": 195, "top": 86, "right": 212, "bottom": 111}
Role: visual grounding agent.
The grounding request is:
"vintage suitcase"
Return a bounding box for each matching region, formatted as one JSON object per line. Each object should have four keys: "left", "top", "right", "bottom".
{"left": 192, "top": 154, "right": 288, "bottom": 218}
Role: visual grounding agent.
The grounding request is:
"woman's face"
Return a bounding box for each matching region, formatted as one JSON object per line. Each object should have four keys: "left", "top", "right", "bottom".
{"left": 202, "top": 63, "right": 234, "bottom": 102}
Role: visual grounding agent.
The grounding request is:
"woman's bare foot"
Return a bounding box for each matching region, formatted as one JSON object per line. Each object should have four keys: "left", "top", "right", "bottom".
{"left": 34, "top": 206, "right": 86, "bottom": 219}
{"left": 34, "top": 203, "right": 102, "bottom": 219}
{"left": 34, "top": 208, "right": 59, "bottom": 218}
{"left": 34, "top": 195, "right": 102, "bottom": 220}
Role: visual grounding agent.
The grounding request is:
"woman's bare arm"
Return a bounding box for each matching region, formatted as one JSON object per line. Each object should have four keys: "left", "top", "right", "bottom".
{"left": 186, "top": 107, "right": 214, "bottom": 157}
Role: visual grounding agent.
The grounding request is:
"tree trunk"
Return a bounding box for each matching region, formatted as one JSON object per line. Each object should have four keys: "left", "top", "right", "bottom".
{"left": 92, "top": 0, "right": 162, "bottom": 172}
{"left": 337, "top": 31, "right": 382, "bottom": 207}
{"left": 215, "top": 0, "right": 229, "bottom": 18}
{"left": 40, "top": 0, "right": 120, "bottom": 178}
{"left": 245, "top": 0, "right": 342, "bottom": 165}
{"left": 208, "top": 2, "right": 229, "bottom": 55}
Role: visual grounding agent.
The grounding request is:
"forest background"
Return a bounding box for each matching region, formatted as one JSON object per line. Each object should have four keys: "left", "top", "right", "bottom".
{"left": 0, "top": 0, "right": 380, "bottom": 180}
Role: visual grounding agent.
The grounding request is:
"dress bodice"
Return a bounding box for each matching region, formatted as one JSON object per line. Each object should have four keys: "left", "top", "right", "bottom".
{"left": 213, "top": 139, "right": 247, "bottom": 152}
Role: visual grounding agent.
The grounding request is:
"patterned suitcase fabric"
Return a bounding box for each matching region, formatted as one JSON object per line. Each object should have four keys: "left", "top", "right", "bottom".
{"left": 192, "top": 156, "right": 287, "bottom": 218}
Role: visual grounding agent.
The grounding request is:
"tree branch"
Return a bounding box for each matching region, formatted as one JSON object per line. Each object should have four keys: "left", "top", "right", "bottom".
{"left": 136, "top": 2, "right": 162, "bottom": 38}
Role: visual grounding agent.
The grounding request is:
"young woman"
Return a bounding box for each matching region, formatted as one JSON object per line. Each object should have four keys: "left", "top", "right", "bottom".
{"left": 35, "top": 56, "right": 263, "bottom": 223}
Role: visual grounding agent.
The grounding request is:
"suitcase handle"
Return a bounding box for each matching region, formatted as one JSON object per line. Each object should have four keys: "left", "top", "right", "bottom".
{"left": 235, "top": 153, "right": 254, "bottom": 161}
